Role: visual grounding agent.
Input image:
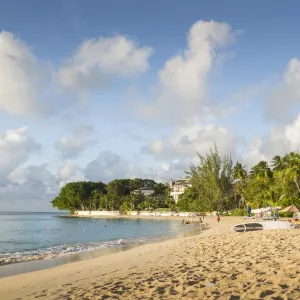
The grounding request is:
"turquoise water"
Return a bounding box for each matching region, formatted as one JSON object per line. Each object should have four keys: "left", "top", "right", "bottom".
{"left": 0, "top": 212, "right": 192, "bottom": 265}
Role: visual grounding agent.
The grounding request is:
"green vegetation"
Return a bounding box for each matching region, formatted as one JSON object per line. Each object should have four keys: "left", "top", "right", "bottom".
{"left": 52, "top": 146, "right": 300, "bottom": 214}
{"left": 51, "top": 178, "right": 173, "bottom": 212}
{"left": 180, "top": 146, "right": 300, "bottom": 214}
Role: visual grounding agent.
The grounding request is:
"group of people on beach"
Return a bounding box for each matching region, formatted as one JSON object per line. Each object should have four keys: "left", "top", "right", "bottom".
{"left": 181, "top": 214, "right": 221, "bottom": 225}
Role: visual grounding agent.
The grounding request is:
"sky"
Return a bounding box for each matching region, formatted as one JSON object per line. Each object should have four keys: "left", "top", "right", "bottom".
{"left": 0, "top": 0, "right": 300, "bottom": 211}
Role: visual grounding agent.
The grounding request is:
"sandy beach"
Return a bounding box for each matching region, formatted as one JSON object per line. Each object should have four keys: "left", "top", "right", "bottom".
{"left": 0, "top": 217, "right": 299, "bottom": 300}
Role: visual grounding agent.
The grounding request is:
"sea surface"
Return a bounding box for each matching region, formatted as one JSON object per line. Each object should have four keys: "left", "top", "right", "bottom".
{"left": 0, "top": 212, "right": 194, "bottom": 266}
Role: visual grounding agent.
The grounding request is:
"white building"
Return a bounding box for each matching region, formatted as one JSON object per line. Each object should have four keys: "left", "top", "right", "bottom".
{"left": 132, "top": 187, "right": 155, "bottom": 196}
{"left": 169, "top": 178, "right": 192, "bottom": 203}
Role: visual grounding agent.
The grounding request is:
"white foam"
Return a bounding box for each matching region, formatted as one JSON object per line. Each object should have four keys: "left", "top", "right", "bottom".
{"left": 0, "top": 237, "right": 153, "bottom": 265}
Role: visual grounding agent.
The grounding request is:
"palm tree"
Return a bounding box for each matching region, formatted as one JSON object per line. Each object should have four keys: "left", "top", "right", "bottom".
{"left": 271, "top": 155, "right": 284, "bottom": 171}
{"left": 250, "top": 161, "right": 272, "bottom": 181}
{"left": 233, "top": 162, "right": 247, "bottom": 180}
{"left": 279, "top": 152, "right": 300, "bottom": 193}
{"left": 233, "top": 162, "right": 247, "bottom": 208}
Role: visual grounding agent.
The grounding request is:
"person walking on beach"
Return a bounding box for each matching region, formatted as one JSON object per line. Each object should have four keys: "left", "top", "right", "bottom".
{"left": 217, "top": 213, "right": 220, "bottom": 223}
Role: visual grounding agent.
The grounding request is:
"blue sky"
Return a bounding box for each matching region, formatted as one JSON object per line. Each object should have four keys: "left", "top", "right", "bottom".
{"left": 0, "top": 1, "right": 300, "bottom": 211}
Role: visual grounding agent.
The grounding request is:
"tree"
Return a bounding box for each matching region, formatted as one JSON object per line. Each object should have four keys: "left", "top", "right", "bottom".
{"left": 271, "top": 155, "right": 284, "bottom": 171}
{"left": 281, "top": 152, "right": 300, "bottom": 193}
{"left": 51, "top": 151, "right": 300, "bottom": 214}
{"left": 249, "top": 161, "right": 272, "bottom": 181}
{"left": 233, "top": 162, "right": 247, "bottom": 208}
{"left": 164, "top": 196, "right": 175, "bottom": 210}
{"left": 273, "top": 152, "right": 300, "bottom": 207}
{"left": 131, "top": 191, "right": 145, "bottom": 210}
{"left": 51, "top": 181, "right": 106, "bottom": 212}
{"left": 186, "top": 144, "right": 235, "bottom": 213}
{"left": 154, "top": 183, "right": 168, "bottom": 196}
{"left": 119, "top": 196, "right": 134, "bottom": 212}
{"left": 107, "top": 180, "right": 126, "bottom": 198}
{"left": 99, "top": 194, "right": 111, "bottom": 210}
{"left": 177, "top": 187, "right": 197, "bottom": 212}
{"left": 129, "top": 178, "right": 144, "bottom": 192}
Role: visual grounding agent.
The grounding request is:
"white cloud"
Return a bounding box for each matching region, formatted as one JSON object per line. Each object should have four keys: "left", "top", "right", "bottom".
{"left": 84, "top": 150, "right": 133, "bottom": 183}
{"left": 58, "top": 163, "right": 85, "bottom": 188}
{"left": 55, "top": 125, "right": 95, "bottom": 159}
{"left": 0, "top": 126, "right": 41, "bottom": 181}
{"left": 0, "top": 31, "right": 54, "bottom": 116}
{"left": 134, "top": 21, "right": 235, "bottom": 123}
{"left": 9, "top": 164, "right": 57, "bottom": 190}
{"left": 59, "top": 35, "right": 152, "bottom": 91}
{"left": 243, "top": 114, "right": 300, "bottom": 167}
{"left": 266, "top": 58, "right": 300, "bottom": 121}
{"left": 58, "top": 163, "right": 76, "bottom": 181}
{"left": 145, "top": 118, "right": 237, "bottom": 161}
{"left": 285, "top": 114, "right": 300, "bottom": 149}
{"left": 1, "top": 164, "right": 59, "bottom": 211}
{"left": 84, "top": 150, "right": 181, "bottom": 184}
{"left": 242, "top": 139, "right": 268, "bottom": 169}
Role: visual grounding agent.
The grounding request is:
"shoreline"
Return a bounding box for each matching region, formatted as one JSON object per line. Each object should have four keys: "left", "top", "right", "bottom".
{"left": 0, "top": 223, "right": 204, "bottom": 278}
{"left": 1, "top": 217, "right": 299, "bottom": 299}
{"left": 65, "top": 214, "right": 200, "bottom": 221}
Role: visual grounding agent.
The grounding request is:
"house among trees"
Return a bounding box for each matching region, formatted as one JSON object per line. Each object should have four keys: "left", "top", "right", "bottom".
{"left": 170, "top": 178, "right": 192, "bottom": 203}
{"left": 132, "top": 187, "right": 155, "bottom": 196}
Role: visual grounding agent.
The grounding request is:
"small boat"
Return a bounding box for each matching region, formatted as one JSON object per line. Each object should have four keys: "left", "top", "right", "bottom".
{"left": 232, "top": 221, "right": 296, "bottom": 233}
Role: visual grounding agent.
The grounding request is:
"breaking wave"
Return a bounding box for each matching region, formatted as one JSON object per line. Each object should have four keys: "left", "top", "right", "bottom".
{"left": 0, "top": 237, "right": 151, "bottom": 265}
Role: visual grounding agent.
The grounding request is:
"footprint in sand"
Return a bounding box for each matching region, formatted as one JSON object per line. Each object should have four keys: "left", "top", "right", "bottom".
{"left": 259, "top": 290, "right": 276, "bottom": 297}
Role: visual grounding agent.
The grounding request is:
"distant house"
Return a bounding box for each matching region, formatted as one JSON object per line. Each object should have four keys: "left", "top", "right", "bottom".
{"left": 132, "top": 187, "right": 155, "bottom": 196}
{"left": 169, "top": 178, "right": 192, "bottom": 203}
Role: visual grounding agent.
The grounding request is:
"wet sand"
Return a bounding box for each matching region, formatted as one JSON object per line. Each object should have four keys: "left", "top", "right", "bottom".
{"left": 0, "top": 217, "right": 299, "bottom": 299}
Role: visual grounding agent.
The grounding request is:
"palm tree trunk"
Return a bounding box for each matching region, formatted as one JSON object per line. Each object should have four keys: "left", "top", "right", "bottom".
{"left": 294, "top": 177, "right": 300, "bottom": 193}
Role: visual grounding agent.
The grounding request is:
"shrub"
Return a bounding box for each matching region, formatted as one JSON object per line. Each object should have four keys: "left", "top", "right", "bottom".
{"left": 155, "top": 208, "right": 171, "bottom": 212}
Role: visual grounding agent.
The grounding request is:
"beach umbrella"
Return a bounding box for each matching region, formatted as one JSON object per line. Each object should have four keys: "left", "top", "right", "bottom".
{"left": 281, "top": 205, "right": 299, "bottom": 213}
{"left": 281, "top": 205, "right": 299, "bottom": 218}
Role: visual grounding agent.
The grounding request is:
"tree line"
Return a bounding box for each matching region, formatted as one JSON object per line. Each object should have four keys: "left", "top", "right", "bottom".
{"left": 52, "top": 146, "right": 300, "bottom": 215}
{"left": 51, "top": 178, "right": 173, "bottom": 212}
{"left": 177, "top": 145, "right": 300, "bottom": 214}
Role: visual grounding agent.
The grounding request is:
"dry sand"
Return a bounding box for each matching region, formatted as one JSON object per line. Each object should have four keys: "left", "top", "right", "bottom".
{"left": 0, "top": 217, "right": 299, "bottom": 300}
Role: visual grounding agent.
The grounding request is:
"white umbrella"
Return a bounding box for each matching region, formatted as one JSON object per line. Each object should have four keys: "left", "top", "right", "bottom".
{"left": 281, "top": 205, "right": 299, "bottom": 219}
{"left": 281, "top": 205, "right": 299, "bottom": 213}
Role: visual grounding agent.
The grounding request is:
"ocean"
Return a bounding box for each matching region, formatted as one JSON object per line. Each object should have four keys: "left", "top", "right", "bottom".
{"left": 0, "top": 212, "right": 194, "bottom": 267}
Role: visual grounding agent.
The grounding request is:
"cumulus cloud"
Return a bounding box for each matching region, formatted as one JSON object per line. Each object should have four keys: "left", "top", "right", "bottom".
{"left": 266, "top": 58, "right": 300, "bottom": 121}
{"left": 84, "top": 150, "right": 181, "bottom": 184}
{"left": 144, "top": 118, "right": 237, "bottom": 161}
{"left": 1, "top": 164, "right": 59, "bottom": 211}
{"left": 285, "top": 114, "right": 300, "bottom": 149}
{"left": 59, "top": 35, "right": 152, "bottom": 91}
{"left": 133, "top": 21, "right": 235, "bottom": 123}
{"left": 0, "top": 31, "right": 54, "bottom": 116}
{"left": 84, "top": 150, "right": 133, "bottom": 183}
{"left": 0, "top": 31, "right": 151, "bottom": 117}
{"left": 55, "top": 125, "right": 95, "bottom": 159}
{"left": 9, "top": 164, "right": 58, "bottom": 191}
{"left": 58, "top": 163, "right": 85, "bottom": 188}
{"left": 243, "top": 114, "right": 300, "bottom": 167}
{"left": 58, "top": 163, "right": 77, "bottom": 181}
{"left": 242, "top": 139, "right": 268, "bottom": 169}
{"left": 0, "top": 126, "right": 41, "bottom": 181}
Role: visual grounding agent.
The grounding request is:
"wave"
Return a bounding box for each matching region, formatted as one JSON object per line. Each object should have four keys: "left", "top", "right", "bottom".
{"left": 0, "top": 237, "right": 152, "bottom": 266}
